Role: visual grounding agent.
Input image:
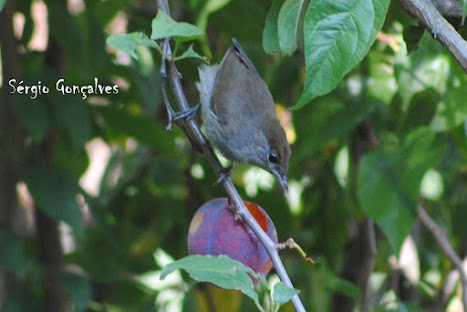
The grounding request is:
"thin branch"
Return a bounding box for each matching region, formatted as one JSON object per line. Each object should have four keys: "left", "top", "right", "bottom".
{"left": 434, "top": 269, "right": 461, "bottom": 310}
{"left": 432, "top": 0, "right": 465, "bottom": 17}
{"left": 160, "top": 37, "right": 176, "bottom": 131}
{"left": 418, "top": 205, "right": 467, "bottom": 311}
{"left": 398, "top": 0, "right": 467, "bottom": 73}
{"left": 155, "top": 1, "right": 306, "bottom": 311}
{"left": 361, "top": 219, "right": 377, "bottom": 312}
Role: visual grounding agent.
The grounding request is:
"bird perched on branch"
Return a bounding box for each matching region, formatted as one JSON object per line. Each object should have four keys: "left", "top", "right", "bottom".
{"left": 196, "top": 39, "right": 291, "bottom": 192}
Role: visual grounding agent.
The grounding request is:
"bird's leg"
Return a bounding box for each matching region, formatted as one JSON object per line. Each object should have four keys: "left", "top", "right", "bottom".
{"left": 213, "top": 162, "right": 234, "bottom": 186}
{"left": 159, "top": 37, "right": 200, "bottom": 130}
{"left": 172, "top": 104, "right": 200, "bottom": 122}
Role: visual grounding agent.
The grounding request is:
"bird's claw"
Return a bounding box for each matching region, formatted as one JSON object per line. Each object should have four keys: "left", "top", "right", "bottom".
{"left": 213, "top": 163, "right": 234, "bottom": 186}
{"left": 172, "top": 104, "right": 200, "bottom": 122}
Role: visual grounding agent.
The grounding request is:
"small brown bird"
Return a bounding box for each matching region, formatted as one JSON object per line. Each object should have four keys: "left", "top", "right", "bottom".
{"left": 196, "top": 39, "right": 291, "bottom": 192}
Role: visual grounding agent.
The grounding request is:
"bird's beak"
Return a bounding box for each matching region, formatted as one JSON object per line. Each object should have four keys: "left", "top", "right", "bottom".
{"left": 272, "top": 169, "right": 288, "bottom": 193}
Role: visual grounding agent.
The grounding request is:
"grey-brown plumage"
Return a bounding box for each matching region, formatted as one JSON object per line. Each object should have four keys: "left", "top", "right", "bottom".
{"left": 196, "top": 39, "right": 291, "bottom": 192}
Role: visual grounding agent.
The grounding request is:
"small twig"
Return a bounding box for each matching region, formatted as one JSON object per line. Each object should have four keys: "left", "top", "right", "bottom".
{"left": 160, "top": 38, "right": 176, "bottom": 131}
{"left": 398, "top": 0, "right": 467, "bottom": 73}
{"left": 418, "top": 204, "right": 467, "bottom": 311}
{"left": 361, "top": 219, "right": 377, "bottom": 312}
{"left": 276, "top": 238, "right": 314, "bottom": 263}
{"left": 155, "top": 1, "right": 306, "bottom": 311}
{"left": 435, "top": 269, "right": 461, "bottom": 310}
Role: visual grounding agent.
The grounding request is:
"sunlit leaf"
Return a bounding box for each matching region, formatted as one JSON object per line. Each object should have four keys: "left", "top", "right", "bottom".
{"left": 431, "top": 57, "right": 467, "bottom": 131}
{"left": 161, "top": 255, "right": 259, "bottom": 303}
{"left": 107, "top": 32, "right": 159, "bottom": 60}
{"left": 174, "top": 45, "right": 208, "bottom": 62}
{"left": 272, "top": 282, "right": 300, "bottom": 304}
{"left": 151, "top": 11, "right": 204, "bottom": 42}
{"left": 395, "top": 33, "right": 449, "bottom": 109}
{"left": 367, "top": 51, "right": 397, "bottom": 104}
{"left": 295, "top": 0, "right": 389, "bottom": 109}
{"left": 396, "top": 34, "right": 467, "bottom": 131}
{"left": 358, "top": 128, "right": 444, "bottom": 253}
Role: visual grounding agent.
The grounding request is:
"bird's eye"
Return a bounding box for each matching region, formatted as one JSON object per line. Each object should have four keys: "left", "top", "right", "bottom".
{"left": 268, "top": 152, "right": 279, "bottom": 164}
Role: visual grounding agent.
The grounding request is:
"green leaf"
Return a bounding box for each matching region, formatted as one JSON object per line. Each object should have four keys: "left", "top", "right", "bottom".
{"left": 318, "top": 260, "right": 361, "bottom": 298}
{"left": 272, "top": 282, "right": 300, "bottom": 304}
{"left": 4, "top": 286, "right": 41, "bottom": 312}
{"left": 60, "top": 272, "right": 91, "bottom": 312}
{"left": 277, "top": 0, "right": 304, "bottom": 56}
{"left": 107, "top": 32, "right": 160, "bottom": 60}
{"left": 54, "top": 137, "right": 89, "bottom": 178}
{"left": 367, "top": 51, "right": 397, "bottom": 104}
{"left": 263, "top": 0, "right": 282, "bottom": 54}
{"left": 47, "top": 1, "right": 85, "bottom": 72}
{"left": 431, "top": 58, "right": 467, "bottom": 131}
{"left": 196, "top": 0, "right": 232, "bottom": 32}
{"left": 295, "top": 0, "right": 390, "bottom": 109}
{"left": 0, "top": 0, "right": 5, "bottom": 12}
{"left": 194, "top": 0, "right": 232, "bottom": 57}
{"left": 21, "top": 163, "right": 84, "bottom": 237}
{"left": 325, "top": 270, "right": 360, "bottom": 298}
{"left": 52, "top": 99, "right": 92, "bottom": 151}
{"left": 161, "top": 255, "right": 259, "bottom": 303}
{"left": 395, "top": 33, "right": 467, "bottom": 131}
{"left": 151, "top": 11, "right": 204, "bottom": 42}
{"left": 294, "top": 95, "right": 375, "bottom": 157}
{"left": 12, "top": 97, "right": 50, "bottom": 143}
{"left": 94, "top": 106, "right": 174, "bottom": 151}
{"left": 174, "top": 44, "right": 208, "bottom": 62}
{"left": 403, "top": 25, "right": 425, "bottom": 53}
{"left": 358, "top": 128, "right": 444, "bottom": 253}
{"left": 401, "top": 89, "right": 439, "bottom": 134}
{"left": 395, "top": 33, "right": 450, "bottom": 110}
{"left": 0, "top": 230, "right": 30, "bottom": 272}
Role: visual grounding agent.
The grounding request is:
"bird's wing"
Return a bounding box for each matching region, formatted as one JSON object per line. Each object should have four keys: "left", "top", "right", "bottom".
{"left": 210, "top": 39, "right": 275, "bottom": 123}
{"left": 231, "top": 38, "right": 259, "bottom": 76}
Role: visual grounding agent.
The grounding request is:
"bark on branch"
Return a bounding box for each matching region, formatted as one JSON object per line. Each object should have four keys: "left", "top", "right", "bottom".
{"left": 398, "top": 0, "right": 467, "bottom": 73}
{"left": 418, "top": 205, "right": 467, "bottom": 311}
{"left": 155, "top": 1, "right": 307, "bottom": 311}
{"left": 432, "top": 0, "right": 465, "bottom": 17}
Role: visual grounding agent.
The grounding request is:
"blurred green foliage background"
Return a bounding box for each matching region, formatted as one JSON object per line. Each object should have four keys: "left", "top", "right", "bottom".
{"left": 1, "top": 0, "right": 467, "bottom": 311}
